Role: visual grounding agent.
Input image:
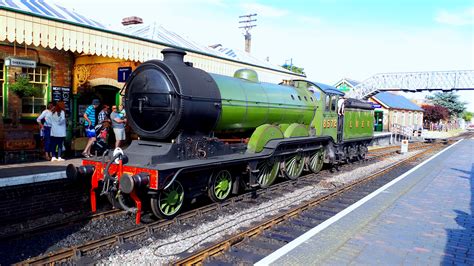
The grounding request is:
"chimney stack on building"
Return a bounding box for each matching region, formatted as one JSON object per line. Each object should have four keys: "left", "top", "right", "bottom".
{"left": 122, "top": 16, "right": 143, "bottom": 26}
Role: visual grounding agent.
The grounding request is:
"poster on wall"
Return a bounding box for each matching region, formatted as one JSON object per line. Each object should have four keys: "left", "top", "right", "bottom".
{"left": 52, "top": 86, "right": 71, "bottom": 117}
{"left": 78, "top": 104, "right": 87, "bottom": 125}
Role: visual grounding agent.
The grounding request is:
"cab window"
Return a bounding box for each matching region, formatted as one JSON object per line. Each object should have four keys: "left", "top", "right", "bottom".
{"left": 325, "top": 95, "right": 330, "bottom": 111}
{"left": 331, "top": 96, "right": 337, "bottom": 112}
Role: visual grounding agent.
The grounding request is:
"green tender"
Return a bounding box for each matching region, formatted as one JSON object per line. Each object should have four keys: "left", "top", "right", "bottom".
{"left": 343, "top": 108, "right": 374, "bottom": 140}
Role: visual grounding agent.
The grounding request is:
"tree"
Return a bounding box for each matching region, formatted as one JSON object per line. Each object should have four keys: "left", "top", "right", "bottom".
{"left": 462, "top": 111, "right": 473, "bottom": 122}
{"left": 281, "top": 63, "right": 305, "bottom": 75}
{"left": 422, "top": 104, "right": 449, "bottom": 123}
{"left": 425, "top": 92, "right": 466, "bottom": 117}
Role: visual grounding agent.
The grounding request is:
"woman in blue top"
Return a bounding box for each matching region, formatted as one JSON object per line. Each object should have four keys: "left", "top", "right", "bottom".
{"left": 37, "top": 102, "right": 54, "bottom": 160}
{"left": 50, "top": 101, "right": 67, "bottom": 162}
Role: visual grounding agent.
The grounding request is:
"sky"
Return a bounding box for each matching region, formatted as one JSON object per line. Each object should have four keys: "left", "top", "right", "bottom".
{"left": 58, "top": 0, "right": 474, "bottom": 111}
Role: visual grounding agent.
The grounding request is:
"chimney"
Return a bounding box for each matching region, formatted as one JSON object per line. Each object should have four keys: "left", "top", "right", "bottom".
{"left": 162, "top": 48, "right": 187, "bottom": 64}
{"left": 122, "top": 16, "right": 143, "bottom": 26}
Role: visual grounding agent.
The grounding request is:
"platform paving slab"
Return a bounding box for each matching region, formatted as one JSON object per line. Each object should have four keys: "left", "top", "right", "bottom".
{"left": 0, "top": 158, "right": 82, "bottom": 187}
{"left": 257, "top": 139, "right": 473, "bottom": 265}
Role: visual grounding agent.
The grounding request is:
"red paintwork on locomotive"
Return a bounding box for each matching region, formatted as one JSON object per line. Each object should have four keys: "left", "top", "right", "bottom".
{"left": 82, "top": 159, "right": 158, "bottom": 224}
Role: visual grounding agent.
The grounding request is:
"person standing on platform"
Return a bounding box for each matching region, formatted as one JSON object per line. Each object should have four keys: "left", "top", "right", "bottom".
{"left": 50, "top": 101, "right": 66, "bottom": 162}
{"left": 111, "top": 105, "right": 127, "bottom": 148}
{"left": 82, "top": 99, "right": 100, "bottom": 157}
{"left": 37, "top": 102, "right": 54, "bottom": 160}
{"left": 97, "top": 104, "right": 110, "bottom": 125}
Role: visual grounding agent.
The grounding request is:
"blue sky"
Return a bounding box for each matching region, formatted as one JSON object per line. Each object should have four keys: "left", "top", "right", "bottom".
{"left": 60, "top": 0, "right": 474, "bottom": 111}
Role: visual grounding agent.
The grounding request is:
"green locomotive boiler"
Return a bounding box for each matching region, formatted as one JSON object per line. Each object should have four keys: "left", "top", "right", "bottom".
{"left": 68, "top": 48, "right": 374, "bottom": 223}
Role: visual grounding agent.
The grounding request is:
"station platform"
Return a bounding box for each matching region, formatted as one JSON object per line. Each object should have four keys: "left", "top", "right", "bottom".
{"left": 0, "top": 158, "right": 81, "bottom": 187}
{"left": 371, "top": 131, "right": 393, "bottom": 146}
{"left": 257, "top": 138, "right": 473, "bottom": 265}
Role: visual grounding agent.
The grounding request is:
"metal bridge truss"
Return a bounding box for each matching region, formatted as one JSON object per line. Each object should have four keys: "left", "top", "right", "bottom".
{"left": 347, "top": 70, "right": 474, "bottom": 99}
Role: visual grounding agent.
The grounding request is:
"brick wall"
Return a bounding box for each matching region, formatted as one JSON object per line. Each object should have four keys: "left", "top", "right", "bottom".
{"left": 0, "top": 179, "right": 90, "bottom": 226}
{"left": 0, "top": 44, "right": 74, "bottom": 87}
{"left": 87, "top": 61, "right": 137, "bottom": 81}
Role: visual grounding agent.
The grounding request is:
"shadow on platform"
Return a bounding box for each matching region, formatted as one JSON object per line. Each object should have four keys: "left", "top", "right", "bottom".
{"left": 442, "top": 164, "right": 474, "bottom": 264}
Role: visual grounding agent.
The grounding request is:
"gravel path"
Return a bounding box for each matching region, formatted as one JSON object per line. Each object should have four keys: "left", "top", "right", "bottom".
{"left": 100, "top": 150, "right": 422, "bottom": 264}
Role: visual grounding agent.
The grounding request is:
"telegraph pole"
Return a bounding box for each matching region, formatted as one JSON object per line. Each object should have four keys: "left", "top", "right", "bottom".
{"left": 239, "top": 13, "right": 257, "bottom": 53}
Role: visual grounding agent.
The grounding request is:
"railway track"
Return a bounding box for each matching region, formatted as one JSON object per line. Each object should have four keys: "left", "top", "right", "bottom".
{"left": 174, "top": 142, "right": 446, "bottom": 264}
{"left": 6, "top": 142, "right": 414, "bottom": 243}
{"left": 17, "top": 141, "right": 440, "bottom": 265}
{"left": 0, "top": 209, "right": 124, "bottom": 242}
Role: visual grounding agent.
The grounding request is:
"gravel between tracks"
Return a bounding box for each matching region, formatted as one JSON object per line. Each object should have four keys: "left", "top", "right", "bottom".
{"left": 100, "top": 149, "right": 424, "bottom": 264}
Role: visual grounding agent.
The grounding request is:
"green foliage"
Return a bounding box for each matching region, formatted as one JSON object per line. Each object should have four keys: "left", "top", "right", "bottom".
{"left": 281, "top": 64, "right": 305, "bottom": 75}
{"left": 9, "top": 75, "right": 36, "bottom": 98}
{"left": 425, "top": 92, "right": 466, "bottom": 117}
{"left": 462, "top": 111, "right": 473, "bottom": 122}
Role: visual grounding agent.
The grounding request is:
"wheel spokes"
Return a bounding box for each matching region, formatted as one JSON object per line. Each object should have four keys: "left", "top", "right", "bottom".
{"left": 257, "top": 159, "right": 279, "bottom": 187}
{"left": 212, "top": 170, "right": 232, "bottom": 200}
{"left": 284, "top": 154, "right": 304, "bottom": 179}
{"left": 158, "top": 181, "right": 184, "bottom": 216}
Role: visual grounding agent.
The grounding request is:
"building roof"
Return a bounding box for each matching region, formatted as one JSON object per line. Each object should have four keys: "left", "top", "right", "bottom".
{"left": 334, "top": 77, "right": 361, "bottom": 88}
{"left": 372, "top": 92, "right": 423, "bottom": 111}
{"left": 123, "top": 23, "right": 294, "bottom": 75}
{"left": 307, "top": 81, "right": 345, "bottom": 96}
{"left": 0, "top": 0, "right": 106, "bottom": 28}
{"left": 0, "top": 0, "right": 303, "bottom": 80}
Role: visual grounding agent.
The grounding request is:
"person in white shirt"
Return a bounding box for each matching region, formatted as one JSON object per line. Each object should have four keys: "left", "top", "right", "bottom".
{"left": 337, "top": 96, "right": 346, "bottom": 116}
{"left": 37, "top": 102, "right": 54, "bottom": 160}
{"left": 50, "top": 101, "right": 67, "bottom": 162}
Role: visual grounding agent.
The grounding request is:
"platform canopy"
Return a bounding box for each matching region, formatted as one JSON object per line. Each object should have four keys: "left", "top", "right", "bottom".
{"left": 0, "top": 0, "right": 300, "bottom": 82}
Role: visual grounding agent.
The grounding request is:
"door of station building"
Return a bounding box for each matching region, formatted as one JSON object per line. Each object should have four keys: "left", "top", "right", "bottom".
{"left": 77, "top": 85, "right": 119, "bottom": 126}
{"left": 94, "top": 85, "right": 120, "bottom": 107}
{"left": 374, "top": 111, "right": 383, "bottom": 132}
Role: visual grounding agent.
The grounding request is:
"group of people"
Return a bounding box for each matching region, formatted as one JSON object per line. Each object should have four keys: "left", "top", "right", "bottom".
{"left": 82, "top": 99, "right": 127, "bottom": 158}
{"left": 37, "top": 101, "right": 67, "bottom": 162}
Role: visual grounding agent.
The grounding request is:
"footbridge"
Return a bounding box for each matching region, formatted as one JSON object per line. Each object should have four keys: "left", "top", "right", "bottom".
{"left": 346, "top": 70, "right": 474, "bottom": 99}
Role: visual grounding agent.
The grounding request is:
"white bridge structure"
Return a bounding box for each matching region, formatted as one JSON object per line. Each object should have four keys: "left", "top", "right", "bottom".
{"left": 346, "top": 70, "right": 474, "bottom": 99}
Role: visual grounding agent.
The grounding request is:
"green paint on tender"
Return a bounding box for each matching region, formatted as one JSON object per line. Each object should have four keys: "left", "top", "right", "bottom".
{"left": 343, "top": 108, "right": 374, "bottom": 140}
{"left": 247, "top": 124, "right": 284, "bottom": 153}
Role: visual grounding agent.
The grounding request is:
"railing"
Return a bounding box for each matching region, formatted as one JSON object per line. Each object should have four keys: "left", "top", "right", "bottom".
{"left": 346, "top": 70, "right": 474, "bottom": 99}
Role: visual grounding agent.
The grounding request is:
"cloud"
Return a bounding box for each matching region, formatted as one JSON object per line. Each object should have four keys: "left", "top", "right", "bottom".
{"left": 240, "top": 3, "right": 288, "bottom": 17}
{"left": 435, "top": 7, "right": 474, "bottom": 26}
{"left": 298, "top": 15, "right": 322, "bottom": 26}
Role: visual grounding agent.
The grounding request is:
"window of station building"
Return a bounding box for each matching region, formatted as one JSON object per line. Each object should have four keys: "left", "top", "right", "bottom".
{"left": 0, "top": 61, "right": 3, "bottom": 113}
{"left": 21, "top": 66, "right": 49, "bottom": 115}
{"left": 331, "top": 96, "right": 337, "bottom": 112}
{"left": 325, "top": 95, "right": 330, "bottom": 111}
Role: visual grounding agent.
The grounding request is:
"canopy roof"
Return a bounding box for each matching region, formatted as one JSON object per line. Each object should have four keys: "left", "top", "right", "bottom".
{"left": 0, "top": 0, "right": 105, "bottom": 28}
{"left": 373, "top": 92, "right": 423, "bottom": 111}
{"left": 0, "top": 1, "right": 300, "bottom": 81}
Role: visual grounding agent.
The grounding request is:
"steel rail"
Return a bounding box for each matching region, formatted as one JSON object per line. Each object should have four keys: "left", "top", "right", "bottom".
{"left": 1, "top": 209, "right": 123, "bottom": 242}
{"left": 174, "top": 143, "right": 444, "bottom": 265}
{"left": 18, "top": 142, "right": 438, "bottom": 265}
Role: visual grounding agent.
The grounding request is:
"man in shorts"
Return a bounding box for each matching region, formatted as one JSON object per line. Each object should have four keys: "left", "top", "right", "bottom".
{"left": 82, "top": 99, "right": 100, "bottom": 157}
{"left": 111, "top": 105, "right": 127, "bottom": 148}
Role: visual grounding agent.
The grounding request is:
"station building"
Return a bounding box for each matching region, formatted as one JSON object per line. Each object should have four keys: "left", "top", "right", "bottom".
{"left": 0, "top": 1, "right": 303, "bottom": 162}
{"left": 334, "top": 78, "right": 424, "bottom": 132}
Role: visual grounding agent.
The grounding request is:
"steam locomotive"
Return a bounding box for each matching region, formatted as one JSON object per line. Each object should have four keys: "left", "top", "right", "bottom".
{"left": 67, "top": 48, "right": 374, "bottom": 224}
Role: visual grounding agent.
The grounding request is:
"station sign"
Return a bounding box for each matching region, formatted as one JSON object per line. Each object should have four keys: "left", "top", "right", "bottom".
{"left": 118, "top": 67, "right": 132, "bottom": 82}
{"left": 52, "top": 86, "right": 71, "bottom": 117}
{"left": 371, "top": 103, "right": 382, "bottom": 108}
{"left": 5, "top": 57, "right": 37, "bottom": 68}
